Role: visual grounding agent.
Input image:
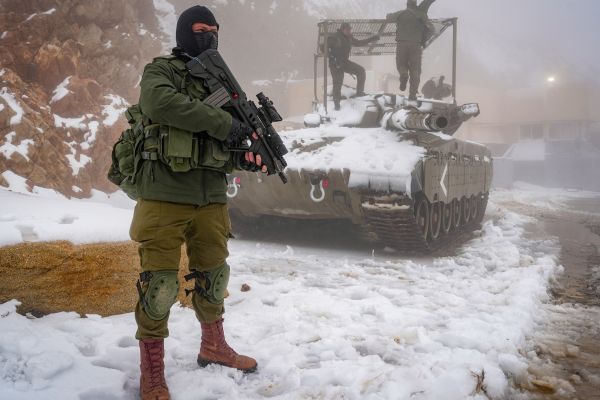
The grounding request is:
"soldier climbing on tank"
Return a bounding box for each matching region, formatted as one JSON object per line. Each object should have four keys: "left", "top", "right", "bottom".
{"left": 387, "top": 0, "right": 436, "bottom": 100}
{"left": 422, "top": 75, "right": 452, "bottom": 100}
{"left": 328, "top": 22, "right": 380, "bottom": 111}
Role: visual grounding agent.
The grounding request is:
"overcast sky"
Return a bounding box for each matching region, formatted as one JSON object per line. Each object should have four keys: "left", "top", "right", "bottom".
{"left": 305, "top": 0, "right": 600, "bottom": 86}
{"left": 433, "top": 0, "right": 600, "bottom": 84}
{"left": 172, "top": 0, "right": 600, "bottom": 94}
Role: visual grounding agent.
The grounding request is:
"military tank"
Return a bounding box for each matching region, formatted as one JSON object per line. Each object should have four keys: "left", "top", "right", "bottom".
{"left": 226, "top": 18, "right": 493, "bottom": 253}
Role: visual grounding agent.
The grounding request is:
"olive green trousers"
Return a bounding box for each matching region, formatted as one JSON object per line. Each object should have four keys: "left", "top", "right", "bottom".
{"left": 130, "top": 199, "right": 231, "bottom": 339}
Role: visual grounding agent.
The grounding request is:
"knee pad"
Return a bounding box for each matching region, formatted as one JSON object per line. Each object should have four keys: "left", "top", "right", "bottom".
{"left": 137, "top": 270, "right": 179, "bottom": 321}
{"left": 185, "top": 263, "right": 230, "bottom": 304}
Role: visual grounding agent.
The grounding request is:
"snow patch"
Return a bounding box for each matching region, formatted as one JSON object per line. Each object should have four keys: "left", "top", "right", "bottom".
{"left": 153, "top": 0, "right": 178, "bottom": 52}
{"left": 0, "top": 132, "right": 34, "bottom": 161}
{"left": 138, "top": 24, "right": 148, "bottom": 36}
{"left": 53, "top": 114, "right": 101, "bottom": 149}
{"left": 50, "top": 76, "right": 72, "bottom": 103}
{"left": 102, "top": 94, "right": 128, "bottom": 126}
{"left": 0, "top": 185, "right": 133, "bottom": 246}
{"left": 252, "top": 80, "right": 272, "bottom": 87}
{"left": 65, "top": 144, "right": 92, "bottom": 176}
{"left": 0, "top": 32, "right": 7, "bottom": 40}
{"left": 0, "top": 87, "right": 25, "bottom": 125}
{"left": 81, "top": 121, "right": 99, "bottom": 150}
{"left": 53, "top": 115, "right": 86, "bottom": 130}
{"left": 283, "top": 126, "right": 425, "bottom": 190}
{"left": 1, "top": 171, "right": 29, "bottom": 193}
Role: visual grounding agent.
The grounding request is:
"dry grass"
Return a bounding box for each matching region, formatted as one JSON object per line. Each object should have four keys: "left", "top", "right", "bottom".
{"left": 0, "top": 241, "right": 194, "bottom": 317}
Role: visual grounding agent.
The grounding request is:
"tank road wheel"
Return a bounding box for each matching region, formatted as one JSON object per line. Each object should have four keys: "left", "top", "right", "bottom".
{"left": 462, "top": 196, "right": 471, "bottom": 224}
{"left": 470, "top": 195, "right": 479, "bottom": 221}
{"left": 442, "top": 202, "right": 453, "bottom": 234}
{"left": 429, "top": 201, "right": 442, "bottom": 241}
{"left": 415, "top": 197, "right": 430, "bottom": 240}
{"left": 476, "top": 193, "right": 489, "bottom": 223}
{"left": 452, "top": 199, "right": 461, "bottom": 230}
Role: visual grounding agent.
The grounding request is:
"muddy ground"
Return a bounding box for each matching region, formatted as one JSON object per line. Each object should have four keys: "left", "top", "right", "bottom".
{"left": 493, "top": 196, "right": 600, "bottom": 400}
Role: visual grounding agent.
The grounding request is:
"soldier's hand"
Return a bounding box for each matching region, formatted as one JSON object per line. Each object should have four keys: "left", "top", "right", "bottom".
{"left": 242, "top": 133, "right": 269, "bottom": 173}
{"left": 226, "top": 118, "right": 253, "bottom": 148}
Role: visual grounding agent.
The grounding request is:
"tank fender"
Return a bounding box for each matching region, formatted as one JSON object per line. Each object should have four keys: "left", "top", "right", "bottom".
{"left": 410, "top": 160, "right": 424, "bottom": 198}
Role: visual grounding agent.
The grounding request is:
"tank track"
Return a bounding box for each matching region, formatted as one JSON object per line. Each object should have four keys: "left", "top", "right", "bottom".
{"left": 361, "top": 193, "right": 489, "bottom": 254}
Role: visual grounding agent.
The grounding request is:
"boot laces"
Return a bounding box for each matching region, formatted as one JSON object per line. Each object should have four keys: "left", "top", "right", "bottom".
{"left": 216, "top": 321, "right": 237, "bottom": 357}
{"left": 204, "top": 320, "right": 237, "bottom": 358}
{"left": 145, "top": 343, "right": 166, "bottom": 388}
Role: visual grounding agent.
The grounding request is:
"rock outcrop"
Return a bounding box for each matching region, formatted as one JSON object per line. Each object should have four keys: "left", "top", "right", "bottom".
{"left": 0, "top": 0, "right": 171, "bottom": 196}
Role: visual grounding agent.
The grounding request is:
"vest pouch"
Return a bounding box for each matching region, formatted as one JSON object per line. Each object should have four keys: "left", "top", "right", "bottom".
{"left": 143, "top": 124, "right": 161, "bottom": 158}
{"left": 197, "top": 136, "right": 230, "bottom": 169}
{"left": 113, "top": 128, "right": 137, "bottom": 178}
{"left": 107, "top": 105, "right": 145, "bottom": 200}
{"left": 159, "top": 125, "right": 193, "bottom": 173}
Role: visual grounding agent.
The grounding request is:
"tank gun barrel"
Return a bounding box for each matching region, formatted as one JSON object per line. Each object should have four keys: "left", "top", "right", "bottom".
{"left": 386, "top": 109, "right": 449, "bottom": 132}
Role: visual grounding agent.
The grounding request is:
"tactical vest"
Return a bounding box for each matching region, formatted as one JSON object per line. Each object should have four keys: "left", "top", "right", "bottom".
{"left": 108, "top": 56, "right": 233, "bottom": 199}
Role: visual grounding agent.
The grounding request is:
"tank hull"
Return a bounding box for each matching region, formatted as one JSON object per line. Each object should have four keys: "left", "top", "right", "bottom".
{"left": 227, "top": 128, "right": 492, "bottom": 253}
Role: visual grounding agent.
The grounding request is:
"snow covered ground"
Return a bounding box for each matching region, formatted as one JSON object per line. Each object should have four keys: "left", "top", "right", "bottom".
{"left": 2, "top": 183, "right": 597, "bottom": 399}
{"left": 0, "top": 172, "right": 134, "bottom": 247}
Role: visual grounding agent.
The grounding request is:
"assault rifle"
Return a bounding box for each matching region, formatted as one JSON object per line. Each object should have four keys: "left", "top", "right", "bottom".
{"left": 178, "top": 48, "right": 289, "bottom": 183}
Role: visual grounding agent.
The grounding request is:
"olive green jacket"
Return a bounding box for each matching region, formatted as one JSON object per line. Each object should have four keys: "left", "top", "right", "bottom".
{"left": 136, "top": 55, "right": 234, "bottom": 206}
{"left": 328, "top": 31, "right": 377, "bottom": 69}
{"left": 387, "top": 0, "right": 435, "bottom": 45}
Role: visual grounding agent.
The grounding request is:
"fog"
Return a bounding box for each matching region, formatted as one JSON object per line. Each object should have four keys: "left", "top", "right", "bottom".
{"left": 167, "top": 0, "right": 600, "bottom": 190}
{"left": 170, "top": 0, "right": 600, "bottom": 90}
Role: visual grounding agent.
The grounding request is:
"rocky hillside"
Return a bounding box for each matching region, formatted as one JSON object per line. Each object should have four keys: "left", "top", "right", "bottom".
{"left": 0, "top": 0, "right": 174, "bottom": 196}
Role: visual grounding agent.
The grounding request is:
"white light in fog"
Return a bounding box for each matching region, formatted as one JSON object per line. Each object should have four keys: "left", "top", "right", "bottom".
{"left": 547, "top": 76, "right": 556, "bottom": 83}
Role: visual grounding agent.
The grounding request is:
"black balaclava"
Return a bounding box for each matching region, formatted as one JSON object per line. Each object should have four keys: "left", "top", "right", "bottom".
{"left": 176, "top": 5, "right": 219, "bottom": 57}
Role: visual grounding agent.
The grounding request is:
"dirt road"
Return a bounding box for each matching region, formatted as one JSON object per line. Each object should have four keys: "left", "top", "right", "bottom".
{"left": 494, "top": 194, "right": 600, "bottom": 399}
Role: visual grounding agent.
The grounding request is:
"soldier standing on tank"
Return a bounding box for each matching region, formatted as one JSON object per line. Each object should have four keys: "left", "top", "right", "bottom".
{"left": 131, "top": 6, "right": 268, "bottom": 400}
{"left": 422, "top": 75, "right": 452, "bottom": 100}
{"left": 328, "top": 22, "right": 380, "bottom": 111}
{"left": 387, "top": 0, "right": 436, "bottom": 100}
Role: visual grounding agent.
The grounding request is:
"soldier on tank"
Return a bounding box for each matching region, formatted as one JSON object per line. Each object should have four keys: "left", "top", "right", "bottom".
{"left": 328, "top": 22, "right": 379, "bottom": 111}
{"left": 387, "top": 0, "right": 436, "bottom": 100}
{"left": 131, "top": 6, "right": 267, "bottom": 400}
{"left": 422, "top": 75, "right": 452, "bottom": 100}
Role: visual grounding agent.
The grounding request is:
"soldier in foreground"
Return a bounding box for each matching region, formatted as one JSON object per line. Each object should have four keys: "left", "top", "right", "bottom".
{"left": 387, "top": 0, "right": 436, "bottom": 100}
{"left": 328, "top": 22, "right": 379, "bottom": 110}
{"left": 131, "top": 6, "right": 267, "bottom": 400}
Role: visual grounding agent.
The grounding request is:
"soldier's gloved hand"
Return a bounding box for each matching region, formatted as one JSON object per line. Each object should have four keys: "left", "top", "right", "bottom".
{"left": 226, "top": 118, "right": 253, "bottom": 148}
{"left": 238, "top": 132, "right": 271, "bottom": 174}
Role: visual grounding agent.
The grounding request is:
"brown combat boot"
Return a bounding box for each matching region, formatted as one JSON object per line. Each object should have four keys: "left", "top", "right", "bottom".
{"left": 139, "top": 339, "right": 170, "bottom": 400}
{"left": 198, "top": 318, "right": 257, "bottom": 373}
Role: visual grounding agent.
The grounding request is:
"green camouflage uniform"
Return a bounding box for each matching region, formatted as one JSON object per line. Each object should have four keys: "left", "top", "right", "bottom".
{"left": 387, "top": 0, "right": 436, "bottom": 99}
{"left": 328, "top": 31, "right": 374, "bottom": 108}
{"left": 131, "top": 55, "right": 234, "bottom": 340}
